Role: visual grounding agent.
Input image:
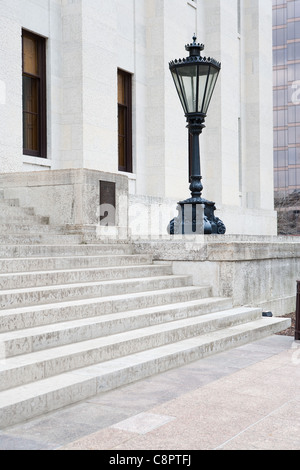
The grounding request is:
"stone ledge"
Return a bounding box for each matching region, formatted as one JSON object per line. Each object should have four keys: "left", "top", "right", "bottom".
{"left": 132, "top": 235, "right": 300, "bottom": 261}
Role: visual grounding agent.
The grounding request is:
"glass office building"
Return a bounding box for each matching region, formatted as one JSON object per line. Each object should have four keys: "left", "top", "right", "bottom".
{"left": 273, "top": 0, "right": 300, "bottom": 234}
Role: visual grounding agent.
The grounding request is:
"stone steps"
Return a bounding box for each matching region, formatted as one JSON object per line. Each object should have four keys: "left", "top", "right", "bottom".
{"left": 0, "top": 285, "right": 213, "bottom": 332}
{"left": 0, "top": 264, "right": 173, "bottom": 290}
{"left": 0, "top": 198, "right": 21, "bottom": 207}
{"left": 0, "top": 297, "right": 233, "bottom": 359}
{"left": 1, "top": 303, "right": 250, "bottom": 390}
{"left": 0, "top": 233, "right": 83, "bottom": 244}
{"left": 0, "top": 191, "right": 291, "bottom": 429}
{"left": 0, "top": 274, "right": 193, "bottom": 309}
{"left": 0, "top": 193, "right": 48, "bottom": 224}
{"left": 0, "top": 253, "right": 153, "bottom": 273}
{"left": 0, "top": 223, "right": 62, "bottom": 233}
{"left": 0, "top": 244, "right": 133, "bottom": 258}
{"left": 0, "top": 313, "right": 290, "bottom": 429}
{"left": 0, "top": 195, "right": 79, "bottom": 243}
{"left": 0, "top": 215, "right": 50, "bottom": 225}
{"left": 0, "top": 203, "right": 36, "bottom": 215}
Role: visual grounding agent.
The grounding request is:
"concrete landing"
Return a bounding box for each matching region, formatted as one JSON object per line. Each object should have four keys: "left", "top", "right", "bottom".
{"left": 0, "top": 335, "right": 299, "bottom": 451}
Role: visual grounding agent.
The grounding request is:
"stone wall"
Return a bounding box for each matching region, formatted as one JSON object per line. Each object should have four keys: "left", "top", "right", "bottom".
{"left": 0, "top": 167, "right": 297, "bottom": 316}
{"left": 133, "top": 235, "right": 300, "bottom": 316}
{"left": 0, "top": 169, "right": 128, "bottom": 239}
{"left": 0, "top": 170, "right": 278, "bottom": 239}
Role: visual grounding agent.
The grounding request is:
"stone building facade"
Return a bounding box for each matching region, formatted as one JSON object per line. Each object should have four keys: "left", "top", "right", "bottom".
{"left": 0, "top": 0, "right": 276, "bottom": 237}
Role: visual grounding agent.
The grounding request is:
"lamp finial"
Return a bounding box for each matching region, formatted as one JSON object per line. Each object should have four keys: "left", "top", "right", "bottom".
{"left": 185, "top": 36, "right": 204, "bottom": 56}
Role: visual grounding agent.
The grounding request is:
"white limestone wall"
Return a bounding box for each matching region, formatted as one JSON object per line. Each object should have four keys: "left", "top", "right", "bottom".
{"left": 0, "top": 0, "right": 209, "bottom": 196}
{"left": 0, "top": 0, "right": 64, "bottom": 172}
{"left": 59, "top": 0, "right": 83, "bottom": 170}
{"left": 0, "top": 0, "right": 277, "bottom": 235}
{"left": 81, "top": 0, "right": 118, "bottom": 173}
{"left": 133, "top": 237, "right": 300, "bottom": 316}
{"left": 0, "top": 168, "right": 129, "bottom": 231}
{"left": 243, "top": 0, "right": 275, "bottom": 212}
{"left": 0, "top": 2, "right": 22, "bottom": 173}
{"left": 201, "top": 0, "right": 275, "bottom": 220}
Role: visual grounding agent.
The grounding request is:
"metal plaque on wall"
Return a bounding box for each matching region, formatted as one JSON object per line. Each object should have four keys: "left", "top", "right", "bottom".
{"left": 99, "top": 180, "right": 116, "bottom": 226}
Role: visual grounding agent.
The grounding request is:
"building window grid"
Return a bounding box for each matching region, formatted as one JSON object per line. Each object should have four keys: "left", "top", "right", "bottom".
{"left": 273, "top": 0, "right": 300, "bottom": 196}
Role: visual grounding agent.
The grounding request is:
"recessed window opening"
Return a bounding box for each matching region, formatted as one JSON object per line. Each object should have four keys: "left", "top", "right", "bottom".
{"left": 22, "top": 30, "right": 47, "bottom": 158}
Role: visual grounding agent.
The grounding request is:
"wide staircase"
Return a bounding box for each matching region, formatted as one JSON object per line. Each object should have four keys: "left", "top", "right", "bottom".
{"left": 0, "top": 189, "right": 290, "bottom": 428}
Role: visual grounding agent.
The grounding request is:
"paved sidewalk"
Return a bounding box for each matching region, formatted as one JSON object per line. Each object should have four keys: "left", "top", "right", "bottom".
{"left": 0, "top": 335, "right": 299, "bottom": 450}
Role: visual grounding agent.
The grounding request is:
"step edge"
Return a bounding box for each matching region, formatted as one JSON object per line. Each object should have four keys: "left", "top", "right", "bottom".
{"left": 0, "top": 317, "right": 290, "bottom": 429}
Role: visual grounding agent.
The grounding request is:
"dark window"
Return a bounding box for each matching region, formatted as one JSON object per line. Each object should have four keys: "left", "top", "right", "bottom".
{"left": 118, "top": 69, "right": 132, "bottom": 172}
{"left": 22, "top": 30, "right": 46, "bottom": 158}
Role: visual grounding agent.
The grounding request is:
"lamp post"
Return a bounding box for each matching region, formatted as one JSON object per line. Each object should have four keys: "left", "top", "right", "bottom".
{"left": 168, "top": 36, "right": 226, "bottom": 235}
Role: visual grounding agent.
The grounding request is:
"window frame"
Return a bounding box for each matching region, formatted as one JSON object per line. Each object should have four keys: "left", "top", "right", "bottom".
{"left": 118, "top": 69, "right": 133, "bottom": 173}
{"left": 22, "top": 29, "right": 47, "bottom": 158}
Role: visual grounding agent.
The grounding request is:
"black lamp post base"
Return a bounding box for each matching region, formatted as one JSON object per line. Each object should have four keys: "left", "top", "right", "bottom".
{"left": 168, "top": 198, "right": 226, "bottom": 235}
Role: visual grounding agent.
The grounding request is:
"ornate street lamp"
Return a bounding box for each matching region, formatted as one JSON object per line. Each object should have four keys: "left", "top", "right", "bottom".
{"left": 168, "top": 36, "right": 226, "bottom": 235}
